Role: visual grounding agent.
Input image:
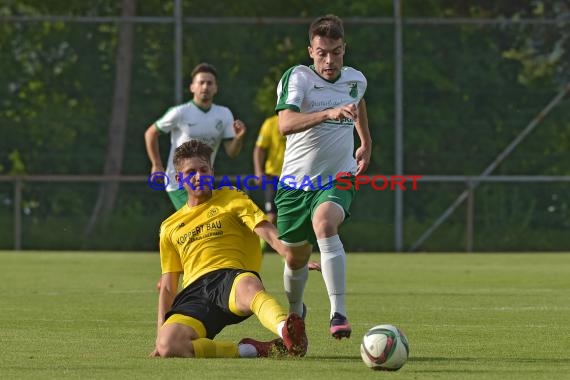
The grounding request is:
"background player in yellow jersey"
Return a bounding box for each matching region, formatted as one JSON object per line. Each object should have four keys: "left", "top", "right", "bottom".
{"left": 253, "top": 116, "right": 322, "bottom": 272}
{"left": 150, "top": 140, "right": 307, "bottom": 359}
{"left": 253, "top": 114, "right": 285, "bottom": 226}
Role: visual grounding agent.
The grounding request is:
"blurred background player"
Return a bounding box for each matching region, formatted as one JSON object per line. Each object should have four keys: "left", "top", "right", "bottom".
{"left": 274, "top": 14, "right": 371, "bottom": 340}
{"left": 253, "top": 114, "right": 285, "bottom": 227}
{"left": 253, "top": 115, "right": 323, "bottom": 272}
{"left": 151, "top": 140, "right": 307, "bottom": 359}
{"left": 144, "top": 62, "right": 246, "bottom": 210}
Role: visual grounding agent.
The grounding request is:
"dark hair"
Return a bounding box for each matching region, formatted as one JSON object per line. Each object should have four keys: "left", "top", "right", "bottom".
{"left": 308, "top": 14, "right": 344, "bottom": 42}
{"left": 190, "top": 62, "right": 218, "bottom": 80}
{"left": 173, "top": 140, "right": 213, "bottom": 170}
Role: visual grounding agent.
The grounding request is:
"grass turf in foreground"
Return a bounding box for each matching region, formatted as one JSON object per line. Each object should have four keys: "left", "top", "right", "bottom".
{"left": 0, "top": 251, "right": 569, "bottom": 380}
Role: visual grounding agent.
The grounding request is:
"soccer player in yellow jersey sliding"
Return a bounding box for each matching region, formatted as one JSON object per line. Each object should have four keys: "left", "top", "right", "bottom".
{"left": 150, "top": 140, "right": 307, "bottom": 358}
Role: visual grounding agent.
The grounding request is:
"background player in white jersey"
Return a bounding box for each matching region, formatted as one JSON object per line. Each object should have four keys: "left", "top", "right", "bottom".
{"left": 144, "top": 62, "right": 246, "bottom": 210}
{"left": 274, "top": 14, "right": 372, "bottom": 340}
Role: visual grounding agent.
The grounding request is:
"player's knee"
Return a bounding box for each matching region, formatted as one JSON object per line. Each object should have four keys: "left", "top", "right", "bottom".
{"left": 285, "top": 252, "right": 310, "bottom": 269}
{"left": 237, "top": 275, "right": 264, "bottom": 301}
{"left": 312, "top": 218, "right": 337, "bottom": 237}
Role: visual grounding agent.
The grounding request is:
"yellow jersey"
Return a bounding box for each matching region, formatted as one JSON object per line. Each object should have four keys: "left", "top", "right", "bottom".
{"left": 159, "top": 188, "right": 268, "bottom": 288}
{"left": 255, "top": 115, "right": 286, "bottom": 177}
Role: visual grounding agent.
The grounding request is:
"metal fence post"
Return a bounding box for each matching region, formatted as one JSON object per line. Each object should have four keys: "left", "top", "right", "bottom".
{"left": 393, "top": 0, "right": 404, "bottom": 252}
{"left": 14, "top": 178, "right": 22, "bottom": 250}
{"left": 174, "top": 0, "right": 183, "bottom": 104}
{"left": 466, "top": 180, "right": 474, "bottom": 252}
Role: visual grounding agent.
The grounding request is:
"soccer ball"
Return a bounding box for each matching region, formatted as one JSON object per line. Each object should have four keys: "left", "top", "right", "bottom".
{"left": 360, "top": 324, "right": 409, "bottom": 371}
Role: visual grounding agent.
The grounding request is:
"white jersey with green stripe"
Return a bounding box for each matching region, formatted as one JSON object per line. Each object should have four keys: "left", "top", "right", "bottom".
{"left": 155, "top": 101, "right": 235, "bottom": 191}
{"left": 275, "top": 65, "right": 367, "bottom": 190}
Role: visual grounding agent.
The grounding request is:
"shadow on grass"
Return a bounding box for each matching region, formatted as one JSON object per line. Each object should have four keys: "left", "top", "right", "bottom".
{"left": 410, "top": 357, "right": 570, "bottom": 364}
{"left": 297, "top": 355, "right": 570, "bottom": 364}
{"left": 302, "top": 356, "right": 361, "bottom": 361}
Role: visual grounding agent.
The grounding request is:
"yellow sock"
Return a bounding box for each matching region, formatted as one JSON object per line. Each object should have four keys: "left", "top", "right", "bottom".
{"left": 250, "top": 290, "right": 287, "bottom": 335}
{"left": 192, "top": 338, "right": 239, "bottom": 358}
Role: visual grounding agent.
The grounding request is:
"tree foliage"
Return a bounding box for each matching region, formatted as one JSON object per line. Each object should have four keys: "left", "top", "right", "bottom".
{"left": 1, "top": 0, "right": 569, "bottom": 251}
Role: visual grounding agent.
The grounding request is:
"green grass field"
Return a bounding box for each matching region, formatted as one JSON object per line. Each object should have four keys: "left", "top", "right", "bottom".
{"left": 1, "top": 251, "right": 569, "bottom": 379}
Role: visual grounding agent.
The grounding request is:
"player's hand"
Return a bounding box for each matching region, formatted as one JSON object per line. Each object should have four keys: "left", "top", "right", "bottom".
{"left": 308, "top": 261, "right": 321, "bottom": 272}
{"left": 328, "top": 103, "right": 358, "bottom": 122}
{"left": 151, "top": 164, "right": 166, "bottom": 176}
{"left": 233, "top": 119, "right": 246, "bottom": 139}
{"left": 345, "top": 103, "right": 358, "bottom": 121}
{"left": 355, "top": 145, "right": 371, "bottom": 176}
{"left": 149, "top": 347, "right": 160, "bottom": 357}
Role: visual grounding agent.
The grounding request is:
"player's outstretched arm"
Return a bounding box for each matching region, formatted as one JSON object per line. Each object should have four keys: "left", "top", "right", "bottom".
{"left": 354, "top": 99, "right": 372, "bottom": 176}
{"left": 278, "top": 109, "right": 329, "bottom": 135}
{"left": 278, "top": 104, "right": 359, "bottom": 136}
{"left": 223, "top": 119, "right": 246, "bottom": 158}
{"left": 254, "top": 221, "right": 314, "bottom": 270}
{"left": 144, "top": 124, "right": 166, "bottom": 174}
{"left": 151, "top": 272, "right": 180, "bottom": 356}
{"left": 253, "top": 146, "right": 267, "bottom": 185}
{"left": 254, "top": 221, "right": 289, "bottom": 259}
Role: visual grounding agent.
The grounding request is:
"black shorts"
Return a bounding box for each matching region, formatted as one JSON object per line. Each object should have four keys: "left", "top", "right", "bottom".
{"left": 165, "top": 269, "right": 260, "bottom": 339}
{"left": 263, "top": 175, "right": 278, "bottom": 214}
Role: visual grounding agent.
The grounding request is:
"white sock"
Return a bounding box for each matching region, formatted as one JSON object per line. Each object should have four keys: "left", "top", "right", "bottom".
{"left": 238, "top": 343, "right": 257, "bottom": 358}
{"left": 277, "top": 321, "right": 285, "bottom": 338}
{"left": 283, "top": 264, "right": 308, "bottom": 316}
{"left": 317, "top": 235, "right": 347, "bottom": 319}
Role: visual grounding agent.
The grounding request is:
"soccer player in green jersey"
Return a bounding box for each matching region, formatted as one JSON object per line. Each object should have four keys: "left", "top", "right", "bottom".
{"left": 144, "top": 62, "right": 246, "bottom": 210}
{"left": 274, "top": 14, "right": 372, "bottom": 340}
